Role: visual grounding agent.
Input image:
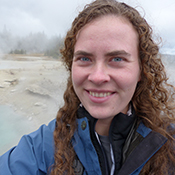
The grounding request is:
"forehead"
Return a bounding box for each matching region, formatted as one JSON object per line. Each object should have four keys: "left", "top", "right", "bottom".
{"left": 75, "top": 15, "right": 139, "bottom": 54}
{"left": 76, "top": 15, "right": 138, "bottom": 38}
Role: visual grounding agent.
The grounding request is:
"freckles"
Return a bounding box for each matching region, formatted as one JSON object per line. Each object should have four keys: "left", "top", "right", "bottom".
{"left": 126, "top": 88, "right": 131, "bottom": 92}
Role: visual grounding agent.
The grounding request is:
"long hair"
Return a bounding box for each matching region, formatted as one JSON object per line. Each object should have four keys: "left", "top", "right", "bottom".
{"left": 51, "top": 0, "right": 175, "bottom": 174}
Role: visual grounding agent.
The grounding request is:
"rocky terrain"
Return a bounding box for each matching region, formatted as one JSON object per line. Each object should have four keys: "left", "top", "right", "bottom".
{"left": 0, "top": 54, "right": 68, "bottom": 154}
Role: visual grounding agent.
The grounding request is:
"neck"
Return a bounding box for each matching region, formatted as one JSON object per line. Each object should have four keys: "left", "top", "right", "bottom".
{"left": 95, "top": 118, "right": 112, "bottom": 136}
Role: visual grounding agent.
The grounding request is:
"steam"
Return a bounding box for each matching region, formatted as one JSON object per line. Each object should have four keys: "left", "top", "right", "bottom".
{"left": 0, "top": 26, "right": 64, "bottom": 56}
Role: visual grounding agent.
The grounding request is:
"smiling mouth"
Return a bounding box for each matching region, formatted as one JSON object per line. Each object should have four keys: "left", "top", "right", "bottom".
{"left": 89, "top": 91, "right": 113, "bottom": 97}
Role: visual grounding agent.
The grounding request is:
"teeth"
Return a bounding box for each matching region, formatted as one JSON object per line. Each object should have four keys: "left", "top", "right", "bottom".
{"left": 89, "top": 91, "right": 111, "bottom": 97}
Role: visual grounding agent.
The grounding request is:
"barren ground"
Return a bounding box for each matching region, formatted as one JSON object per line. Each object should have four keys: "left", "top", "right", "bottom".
{"left": 0, "top": 54, "right": 68, "bottom": 154}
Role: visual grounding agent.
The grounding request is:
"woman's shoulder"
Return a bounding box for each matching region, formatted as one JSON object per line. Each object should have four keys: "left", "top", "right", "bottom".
{"left": 0, "top": 119, "right": 56, "bottom": 175}
{"left": 29, "top": 119, "right": 56, "bottom": 138}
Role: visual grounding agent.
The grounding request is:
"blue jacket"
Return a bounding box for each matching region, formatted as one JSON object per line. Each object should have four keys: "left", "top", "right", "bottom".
{"left": 0, "top": 107, "right": 168, "bottom": 175}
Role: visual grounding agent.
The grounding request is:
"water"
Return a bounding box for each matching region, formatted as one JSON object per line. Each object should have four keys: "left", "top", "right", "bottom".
{"left": 0, "top": 55, "right": 64, "bottom": 155}
{"left": 0, "top": 105, "right": 36, "bottom": 155}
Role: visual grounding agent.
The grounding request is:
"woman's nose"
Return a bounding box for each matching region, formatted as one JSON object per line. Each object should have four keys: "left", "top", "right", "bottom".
{"left": 88, "top": 64, "right": 110, "bottom": 85}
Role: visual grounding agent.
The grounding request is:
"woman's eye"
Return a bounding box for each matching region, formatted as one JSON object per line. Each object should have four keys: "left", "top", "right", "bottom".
{"left": 112, "top": 57, "right": 123, "bottom": 62}
{"left": 80, "top": 57, "right": 90, "bottom": 61}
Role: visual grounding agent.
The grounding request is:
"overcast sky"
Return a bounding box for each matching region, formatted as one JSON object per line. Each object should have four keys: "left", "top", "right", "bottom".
{"left": 1, "top": 0, "right": 175, "bottom": 54}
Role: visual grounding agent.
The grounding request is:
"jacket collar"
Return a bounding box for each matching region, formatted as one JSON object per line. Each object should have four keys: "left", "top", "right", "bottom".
{"left": 77, "top": 103, "right": 135, "bottom": 128}
{"left": 76, "top": 104, "right": 136, "bottom": 174}
{"left": 75, "top": 105, "right": 168, "bottom": 175}
{"left": 118, "top": 127, "right": 168, "bottom": 175}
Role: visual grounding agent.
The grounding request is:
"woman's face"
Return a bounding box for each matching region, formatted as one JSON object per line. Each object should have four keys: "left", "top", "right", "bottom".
{"left": 72, "top": 15, "right": 140, "bottom": 121}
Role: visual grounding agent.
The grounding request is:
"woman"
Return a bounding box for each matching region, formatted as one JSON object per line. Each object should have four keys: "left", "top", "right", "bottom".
{"left": 1, "top": 0, "right": 175, "bottom": 174}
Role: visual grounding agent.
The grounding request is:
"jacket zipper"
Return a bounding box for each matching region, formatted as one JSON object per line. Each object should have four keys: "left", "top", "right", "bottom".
{"left": 95, "top": 132, "right": 115, "bottom": 175}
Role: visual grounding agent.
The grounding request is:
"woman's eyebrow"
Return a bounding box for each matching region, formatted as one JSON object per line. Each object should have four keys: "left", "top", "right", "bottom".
{"left": 74, "top": 50, "right": 131, "bottom": 57}
{"left": 74, "top": 50, "right": 93, "bottom": 57}
{"left": 105, "top": 50, "right": 131, "bottom": 57}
